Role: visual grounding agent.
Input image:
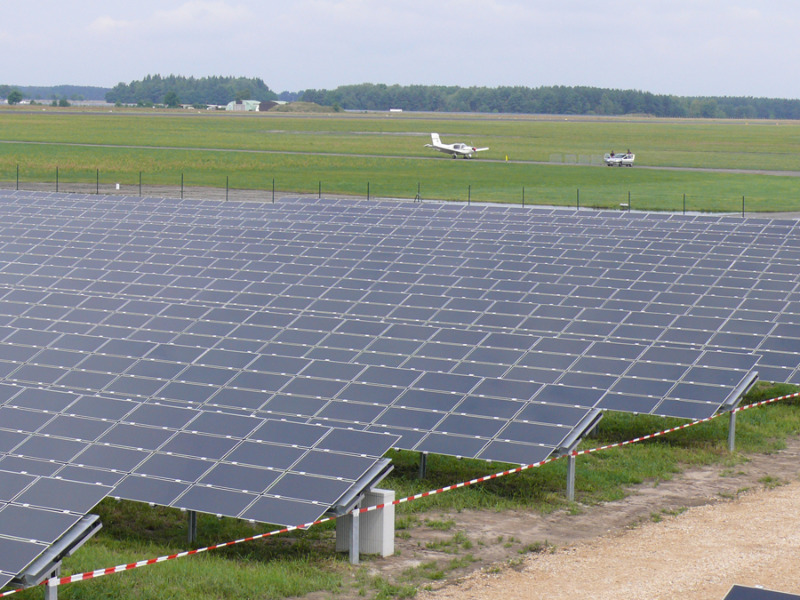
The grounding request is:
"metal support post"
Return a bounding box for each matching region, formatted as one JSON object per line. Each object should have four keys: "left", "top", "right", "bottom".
{"left": 566, "top": 453, "right": 576, "bottom": 502}
{"left": 139, "top": 171, "right": 142, "bottom": 197}
{"left": 418, "top": 452, "right": 428, "bottom": 479}
{"left": 722, "top": 371, "right": 756, "bottom": 453}
{"left": 188, "top": 510, "right": 198, "bottom": 544}
{"left": 557, "top": 410, "right": 602, "bottom": 503}
{"left": 45, "top": 567, "right": 60, "bottom": 600}
{"left": 349, "top": 501, "right": 360, "bottom": 565}
{"left": 96, "top": 169, "right": 99, "bottom": 195}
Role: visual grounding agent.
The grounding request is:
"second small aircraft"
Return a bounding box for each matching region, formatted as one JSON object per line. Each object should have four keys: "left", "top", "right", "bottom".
{"left": 424, "top": 133, "right": 489, "bottom": 159}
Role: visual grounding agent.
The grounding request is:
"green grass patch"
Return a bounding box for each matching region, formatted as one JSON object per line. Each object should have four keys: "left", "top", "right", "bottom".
{"left": 1, "top": 111, "right": 800, "bottom": 211}
{"left": 2, "top": 111, "right": 800, "bottom": 169}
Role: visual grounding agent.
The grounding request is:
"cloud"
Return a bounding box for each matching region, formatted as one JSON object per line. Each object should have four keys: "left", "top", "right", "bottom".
{"left": 150, "top": 1, "right": 251, "bottom": 30}
{"left": 89, "top": 1, "right": 251, "bottom": 37}
{"left": 87, "top": 15, "right": 128, "bottom": 35}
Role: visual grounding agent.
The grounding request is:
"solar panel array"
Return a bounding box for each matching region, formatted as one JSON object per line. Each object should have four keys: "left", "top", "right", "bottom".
{"left": 0, "top": 190, "right": 799, "bottom": 586}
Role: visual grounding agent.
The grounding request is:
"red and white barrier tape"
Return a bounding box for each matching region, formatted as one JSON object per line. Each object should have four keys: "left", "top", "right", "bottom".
{"left": 575, "top": 389, "right": 800, "bottom": 458}
{"left": 2, "top": 389, "right": 799, "bottom": 597}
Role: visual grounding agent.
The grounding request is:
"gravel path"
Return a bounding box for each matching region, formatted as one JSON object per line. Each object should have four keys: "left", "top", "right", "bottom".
{"left": 417, "top": 479, "right": 800, "bottom": 600}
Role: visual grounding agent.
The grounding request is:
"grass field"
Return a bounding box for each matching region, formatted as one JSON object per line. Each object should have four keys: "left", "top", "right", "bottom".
{"left": 1, "top": 109, "right": 799, "bottom": 211}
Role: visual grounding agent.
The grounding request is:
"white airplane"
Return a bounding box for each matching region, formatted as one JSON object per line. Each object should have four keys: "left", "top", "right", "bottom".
{"left": 424, "top": 133, "right": 489, "bottom": 159}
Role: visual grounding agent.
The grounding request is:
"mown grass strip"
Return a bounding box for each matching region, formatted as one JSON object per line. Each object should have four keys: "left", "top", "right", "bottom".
{"left": 2, "top": 111, "right": 800, "bottom": 169}
{"left": 1, "top": 142, "right": 798, "bottom": 211}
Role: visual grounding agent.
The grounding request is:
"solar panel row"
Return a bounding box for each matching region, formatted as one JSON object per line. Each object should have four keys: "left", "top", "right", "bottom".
{"left": 0, "top": 390, "right": 397, "bottom": 586}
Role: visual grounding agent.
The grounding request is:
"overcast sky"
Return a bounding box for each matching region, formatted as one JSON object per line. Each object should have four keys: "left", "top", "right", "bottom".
{"left": 4, "top": 1, "right": 800, "bottom": 98}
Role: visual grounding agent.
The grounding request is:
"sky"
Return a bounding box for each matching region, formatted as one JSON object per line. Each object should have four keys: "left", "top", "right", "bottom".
{"left": 4, "top": 0, "right": 800, "bottom": 98}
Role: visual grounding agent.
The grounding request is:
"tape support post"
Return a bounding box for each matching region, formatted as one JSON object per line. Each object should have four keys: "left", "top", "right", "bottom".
{"left": 2, "top": 390, "right": 798, "bottom": 598}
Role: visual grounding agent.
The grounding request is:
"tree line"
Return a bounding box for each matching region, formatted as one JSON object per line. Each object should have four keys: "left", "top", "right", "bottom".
{"left": 0, "top": 84, "right": 107, "bottom": 103}
{"left": 299, "top": 84, "right": 800, "bottom": 119}
{"left": 5, "top": 77, "right": 800, "bottom": 118}
{"left": 104, "top": 75, "right": 279, "bottom": 107}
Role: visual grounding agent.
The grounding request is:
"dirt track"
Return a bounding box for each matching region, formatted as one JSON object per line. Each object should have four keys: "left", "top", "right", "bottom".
{"left": 417, "top": 479, "right": 800, "bottom": 600}
{"left": 399, "top": 438, "right": 800, "bottom": 600}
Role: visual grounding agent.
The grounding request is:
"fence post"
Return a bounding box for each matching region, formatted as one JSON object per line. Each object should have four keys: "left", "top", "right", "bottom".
{"left": 139, "top": 171, "right": 142, "bottom": 197}
{"left": 522, "top": 186, "right": 525, "bottom": 206}
{"left": 181, "top": 173, "right": 184, "bottom": 199}
{"left": 16, "top": 165, "right": 19, "bottom": 191}
{"left": 318, "top": 181, "right": 321, "bottom": 200}
{"left": 56, "top": 166, "right": 59, "bottom": 192}
{"left": 468, "top": 185, "right": 471, "bottom": 205}
{"left": 742, "top": 195, "right": 745, "bottom": 217}
{"left": 96, "top": 169, "right": 99, "bottom": 195}
{"left": 367, "top": 181, "right": 370, "bottom": 201}
{"left": 226, "top": 176, "right": 229, "bottom": 202}
{"left": 683, "top": 193, "right": 686, "bottom": 215}
{"left": 576, "top": 188, "right": 579, "bottom": 210}
{"left": 272, "top": 178, "right": 275, "bottom": 204}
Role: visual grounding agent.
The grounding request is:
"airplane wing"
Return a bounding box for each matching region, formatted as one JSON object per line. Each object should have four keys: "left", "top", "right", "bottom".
{"left": 473, "top": 147, "right": 489, "bottom": 152}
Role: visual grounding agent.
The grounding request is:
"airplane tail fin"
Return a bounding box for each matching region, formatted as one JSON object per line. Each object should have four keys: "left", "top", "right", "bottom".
{"left": 430, "top": 133, "right": 441, "bottom": 146}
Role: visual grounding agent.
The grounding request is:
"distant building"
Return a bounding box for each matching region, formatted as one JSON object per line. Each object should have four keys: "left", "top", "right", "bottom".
{"left": 225, "top": 99, "right": 261, "bottom": 112}
{"left": 225, "top": 99, "right": 288, "bottom": 112}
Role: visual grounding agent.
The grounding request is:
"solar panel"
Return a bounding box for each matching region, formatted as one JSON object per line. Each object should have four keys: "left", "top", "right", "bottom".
{"left": 724, "top": 585, "right": 800, "bottom": 600}
{"left": 1, "top": 190, "right": 798, "bottom": 582}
